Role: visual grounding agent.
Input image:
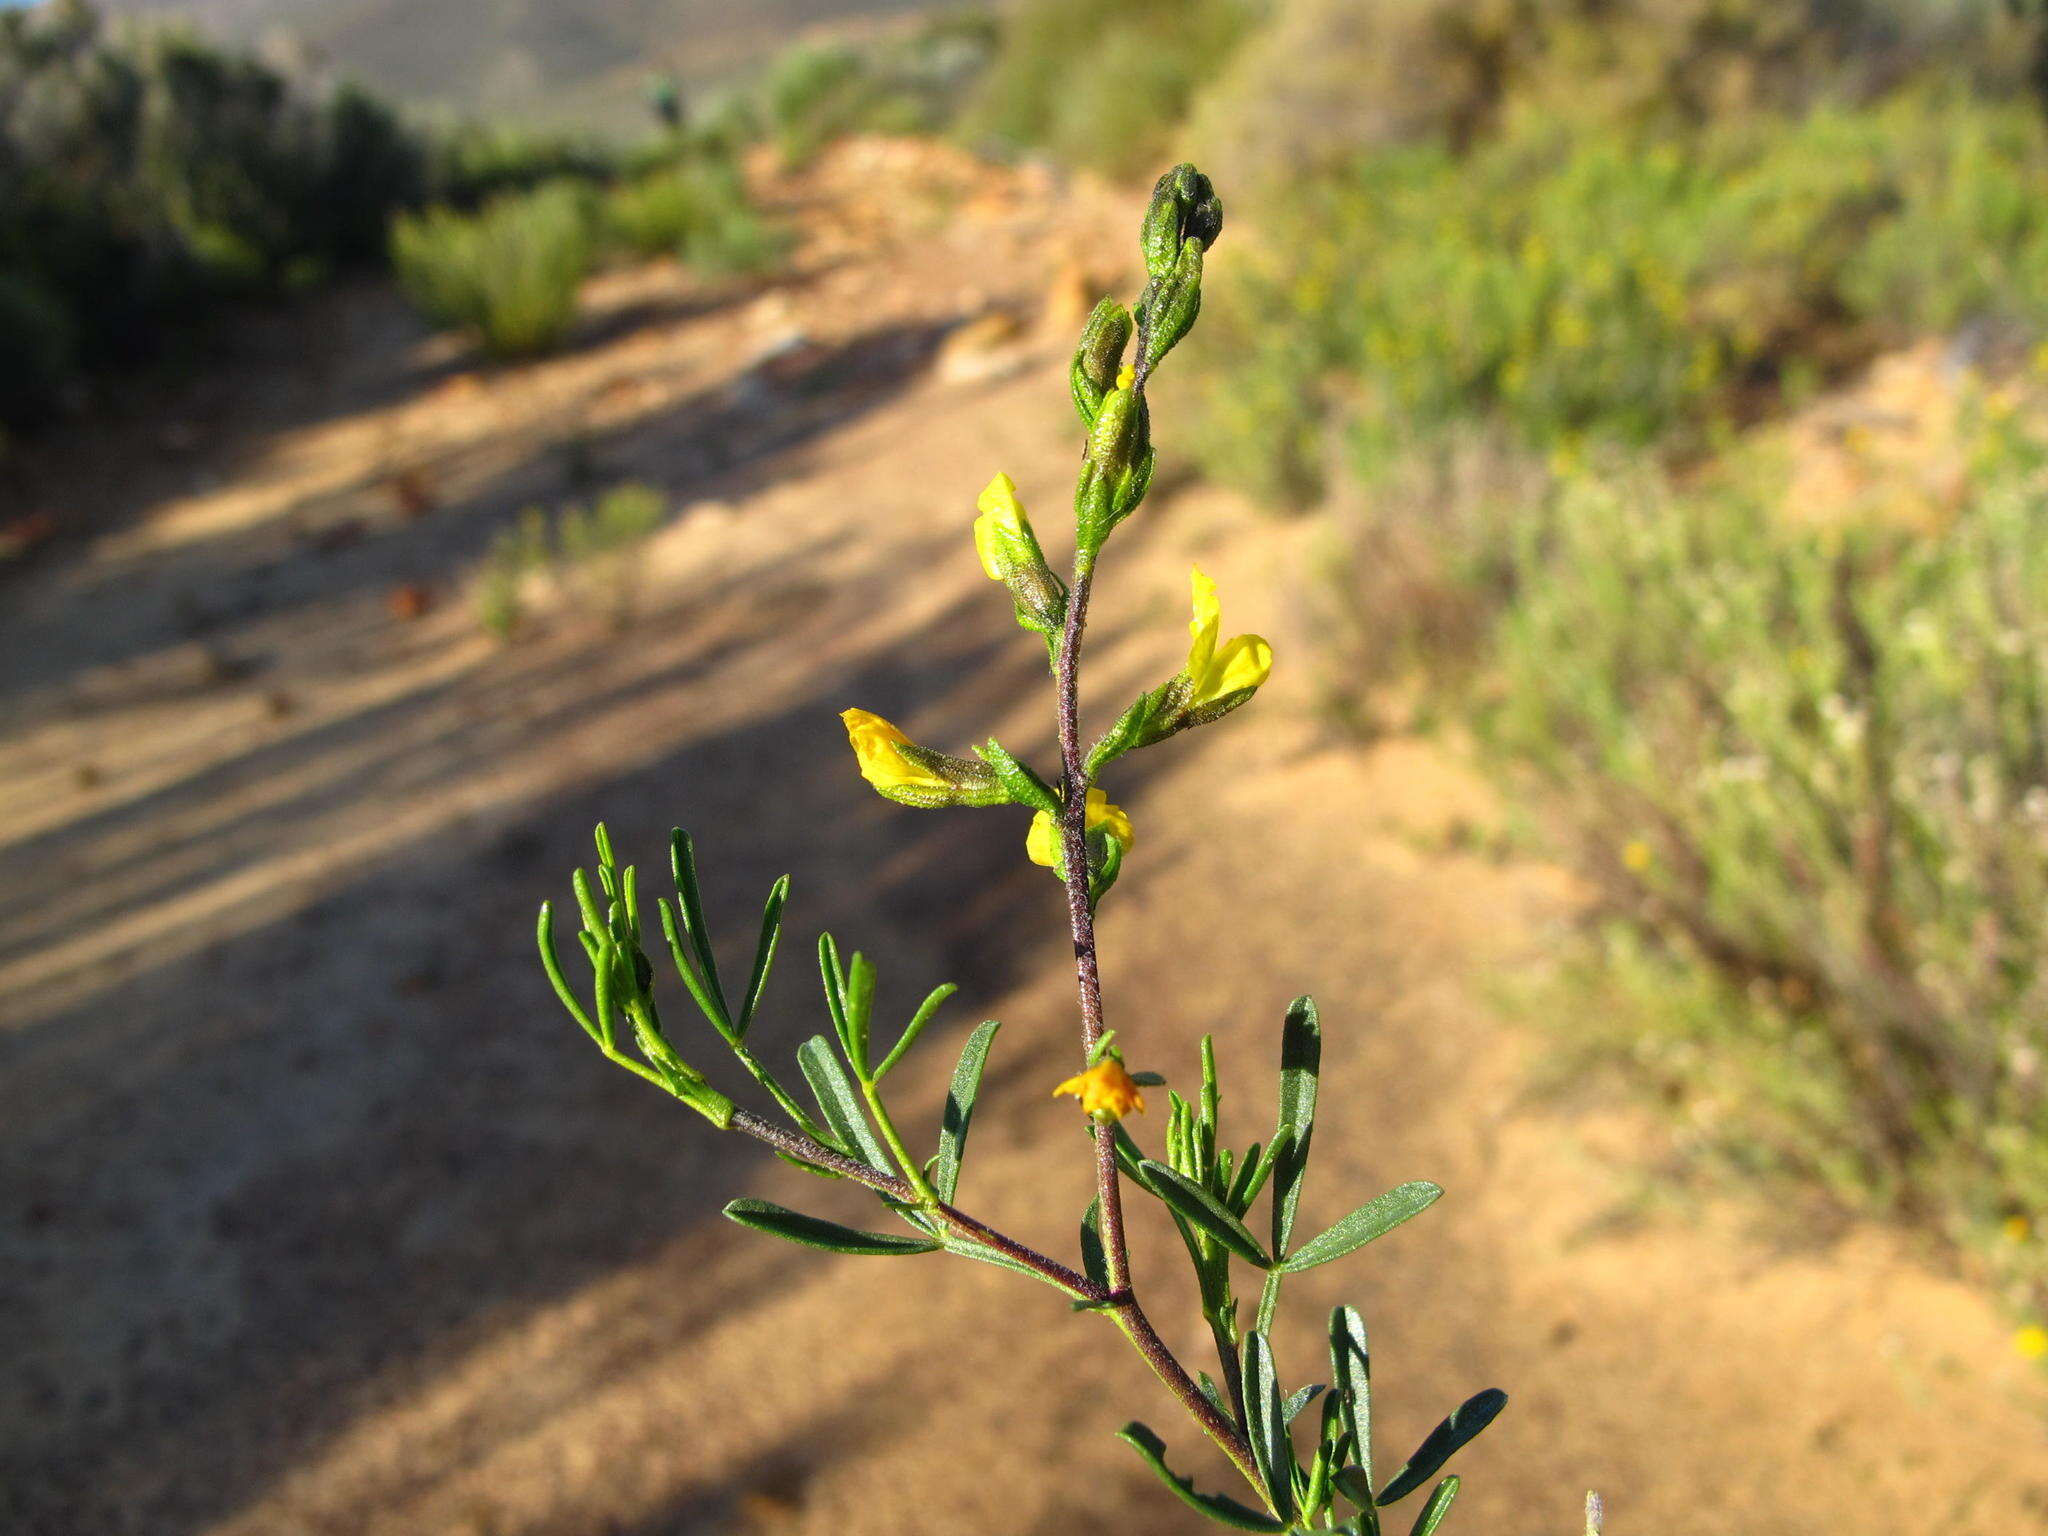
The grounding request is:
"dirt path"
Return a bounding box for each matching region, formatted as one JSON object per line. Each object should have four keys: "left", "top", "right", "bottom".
{"left": 2, "top": 140, "right": 2042, "bottom": 1536}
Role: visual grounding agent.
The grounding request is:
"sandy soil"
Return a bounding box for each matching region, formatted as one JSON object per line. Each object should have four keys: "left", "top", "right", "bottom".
{"left": 2, "top": 140, "right": 2043, "bottom": 1536}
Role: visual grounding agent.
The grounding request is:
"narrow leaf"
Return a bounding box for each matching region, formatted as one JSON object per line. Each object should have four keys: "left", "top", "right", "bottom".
{"left": 1141, "top": 1159, "right": 1271, "bottom": 1268}
{"left": 737, "top": 874, "right": 790, "bottom": 1035}
{"left": 668, "top": 828, "right": 729, "bottom": 1019}
{"left": 659, "top": 896, "right": 733, "bottom": 1038}
{"left": 1240, "top": 1331, "right": 1296, "bottom": 1522}
{"left": 1330, "top": 1306, "right": 1374, "bottom": 1507}
{"left": 1117, "top": 1422, "right": 1286, "bottom": 1532}
{"left": 1272, "top": 996, "right": 1320, "bottom": 1256}
{"left": 1407, "top": 1477, "right": 1460, "bottom": 1536}
{"left": 975, "top": 737, "right": 1061, "bottom": 815}
{"left": 537, "top": 903, "right": 598, "bottom": 1040}
{"left": 817, "top": 933, "right": 851, "bottom": 1052}
{"left": 844, "top": 951, "right": 877, "bottom": 1076}
{"left": 1080, "top": 1196, "right": 1109, "bottom": 1290}
{"left": 877, "top": 982, "right": 957, "bottom": 1079}
{"left": 1376, "top": 1390, "right": 1508, "bottom": 1507}
{"left": 1284, "top": 1383, "right": 1326, "bottom": 1425}
{"left": 933, "top": 1019, "right": 1000, "bottom": 1202}
{"left": 1279, "top": 1182, "right": 1443, "bottom": 1273}
{"left": 798, "top": 1036, "right": 892, "bottom": 1174}
{"left": 722, "top": 1198, "right": 938, "bottom": 1255}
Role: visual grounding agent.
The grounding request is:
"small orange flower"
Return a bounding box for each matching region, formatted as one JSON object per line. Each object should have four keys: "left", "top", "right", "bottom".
{"left": 1053, "top": 1056, "right": 1146, "bottom": 1120}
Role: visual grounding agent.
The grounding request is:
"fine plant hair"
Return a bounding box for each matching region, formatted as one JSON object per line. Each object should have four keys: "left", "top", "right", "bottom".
{"left": 534, "top": 167, "right": 1511, "bottom": 1532}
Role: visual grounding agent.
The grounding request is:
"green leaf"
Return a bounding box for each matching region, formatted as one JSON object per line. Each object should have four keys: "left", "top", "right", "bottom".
{"left": 817, "top": 933, "right": 850, "bottom": 1051}
{"left": 876, "top": 982, "right": 957, "bottom": 1080}
{"left": 1330, "top": 1306, "right": 1374, "bottom": 1504}
{"left": 1376, "top": 1390, "right": 1507, "bottom": 1507}
{"left": 1116, "top": 1422, "right": 1286, "bottom": 1532}
{"left": 722, "top": 1198, "right": 938, "bottom": 1255}
{"left": 737, "top": 874, "right": 789, "bottom": 1036}
{"left": 1278, "top": 1182, "right": 1443, "bottom": 1273}
{"left": 1226, "top": 1132, "right": 1279, "bottom": 1215}
{"left": 1080, "top": 1196, "right": 1109, "bottom": 1291}
{"left": 668, "top": 829, "right": 730, "bottom": 1023}
{"left": 945, "top": 1237, "right": 1045, "bottom": 1282}
{"left": 536, "top": 902, "right": 598, "bottom": 1041}
{"left": 1407, "top": 1477, "right": 1460, "bottom": 1536}
{"left": 933, "top": 1019, "right": 999, "bottom": 1203}
{"left": 1240, "top": 1331, "right": 1296, "bottom": 1522}
{"left": 843, "top": 951, "right": 877, "bottom": 1075}
{"left": 797, "top": 1035, "right": 891, "bottom": 1174}
{"left": 1272, "top": 996, "right": 1320, "bottom": 1257}
{"left": 1284, "top": 1383, "right": 1326, "bottom": 1425}
{"left": 1140, "top": 1159, "right": 1271, "bottom": 1268}
{"left": 975, "top": 738, "right": 1061, "bottom": 816}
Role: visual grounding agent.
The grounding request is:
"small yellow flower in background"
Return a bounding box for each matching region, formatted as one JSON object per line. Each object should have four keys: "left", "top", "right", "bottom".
{"left": 1184, "top": 567, "right": 1273, "bottom": 710}
{"left": 2016, "top": 1324, "right": 2048, "bottom": 1362}
{"left": 1026, "top": 787, "right": 1134, "bottom": 867}
{"left": 973, "top": 472, "right": 1033, "bottom": 581}
{"left": 1054, "top": 1055, "right": 1146, "bottom": 1120}
{"left": 841, "top": 708, "right": 951, "bottom": 797}
{"left": 1622, "top": 839, "right": 1654, "bottom": 874}
{"left": 2003, "top": 1213, "right": 2032, "bottom": 1243}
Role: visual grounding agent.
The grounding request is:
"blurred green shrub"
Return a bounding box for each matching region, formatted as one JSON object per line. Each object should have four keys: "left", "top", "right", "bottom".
{"left": 758, "top": 15, "right": 998, "bottom": 169}
{"left": 1478, "top": 426, "right": 2047, "bottom": 1285}
{"left": 391, "top": 182, "right": 596, "bottom": 357}
{"left": 476, "top": 483, "right": 669, "bottom": 637}
{"left": 425, "top": 121, "right": 618, "bottom": 208}
{"left": 0, "top": 0, "right": 428, "bottom": 427}
{"left": 1192, "top": 91, "right": 2048, "bottom": 506}
{"left": 956, "top": 0, "right": 1255, "bottom": 180}
{"left": 603, "top": 155, "right": 785, "bottom": 275}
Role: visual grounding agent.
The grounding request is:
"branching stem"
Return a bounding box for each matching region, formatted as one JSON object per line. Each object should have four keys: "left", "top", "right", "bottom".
{"left": 1054, "top": 546, "right": 1271, "bottom": 1507}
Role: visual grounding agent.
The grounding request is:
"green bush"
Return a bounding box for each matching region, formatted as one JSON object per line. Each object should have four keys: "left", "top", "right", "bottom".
{"left": 1477, "top": 427, "right": 2048, "bottom": 1284}
{"left": 476, "top": 484, "right": 669, "bottom": 638}
{"left": 0, "top": 0, "right": 428, "bottom": 424}
{"left": 391, "top": 182, "right": 596, "bottom": 358}
{"left": 756, "top": 18, "right": 996, "bottom": 169}
{"left": 602, "top": 155, "right": 785, "bottom": 275}
{"left": 1191, "top": 91, "right": 2048, "bottom": 506}
{"left": 956, "top": 0, "right": 1254, "bottom": 180}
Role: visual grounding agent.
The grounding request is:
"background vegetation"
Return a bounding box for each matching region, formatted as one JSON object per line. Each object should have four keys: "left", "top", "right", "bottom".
{"left": 12, "top": 0, "right": 2044, "bottom": 1350}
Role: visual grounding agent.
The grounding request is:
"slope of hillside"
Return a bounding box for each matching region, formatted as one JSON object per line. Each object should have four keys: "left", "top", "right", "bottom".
{"left": 99, "top": 0, "right": 941, "bottom": 126}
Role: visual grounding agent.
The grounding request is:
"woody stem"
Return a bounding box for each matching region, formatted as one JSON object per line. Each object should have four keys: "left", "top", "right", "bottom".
{"left": 1054, "top": 551, "right": 1269, "bottom": 1506}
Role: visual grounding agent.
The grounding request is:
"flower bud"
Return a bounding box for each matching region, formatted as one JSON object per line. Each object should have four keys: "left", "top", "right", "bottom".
{"left": 1141, "top": 163, "right": 1222, "bottom": 282}
{"left": 841, "top": 709, "right": 1007, "bottom": 808}
{"left": 1070, "top": 298, "right": 1134, "bottom": 428}
{"left": 973, "top": 473, "right": 1066, "bottom": 637}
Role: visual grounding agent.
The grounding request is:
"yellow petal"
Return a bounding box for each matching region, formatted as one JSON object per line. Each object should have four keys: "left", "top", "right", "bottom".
{"left": 841, "top": 708, "right": 949, "bottom": 793}
{"left": 974, "top": 472, "right": 1033, "bottom": 581}
{"left": 1185, "top": 566, "right": 1221, "bottom": 683}
{"left": 1085, "top": 787, "right": 1135, "bottom": 848}
{"left": 972, "top": 512, "right": 1006, "bottom": 580}
{"left": 1199, "top": 632, "right": 1273, "bottom": 703}
{"left": 1025, "top": 787, "right": 1133, "bottom": 868}
{"left": 1025, "top": 809, "right": 1062, "bottom": 867}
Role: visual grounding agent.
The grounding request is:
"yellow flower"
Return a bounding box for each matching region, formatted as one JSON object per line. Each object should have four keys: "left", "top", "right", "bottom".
{"left": 2016, "top": 1325, "right": 2048, "bottom": 1362}
{"left": 1053, "top": 1055, "right": 1146, "bottom": 1119}
{"left": 1184, "top": 567, "right": 1273, "bottom": 710}
{"left": 2003, "top": 1213, "right": 2031, "bottom": 1244}
{"left": 841, "top": 708, "right": 951, "bottom": 797}
{"left": 1622, "top": 839, "right": 1653, "bottom": 873}
{"left": 1026, "top": 787, "right": 1133, "bottom": 867}
{"left": 972, "top": 472, "right": 1032, "bottom": 582}
{"left": 1116, "top": 362, "right": 1135, "bottom": 390}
